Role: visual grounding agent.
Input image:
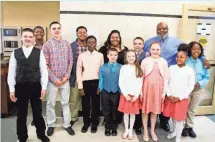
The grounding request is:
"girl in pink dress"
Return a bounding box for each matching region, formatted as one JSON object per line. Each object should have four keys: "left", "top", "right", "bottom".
{"left": 141, "top": 42, "right": 168, "bottom": 142}
{"left": 118, "top": 50, "right": 143, "bottom": 140}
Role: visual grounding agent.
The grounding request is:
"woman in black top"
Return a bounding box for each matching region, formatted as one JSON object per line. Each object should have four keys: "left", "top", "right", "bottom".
{"left": 98, "top": 30, "right": 128, "bottom": 65}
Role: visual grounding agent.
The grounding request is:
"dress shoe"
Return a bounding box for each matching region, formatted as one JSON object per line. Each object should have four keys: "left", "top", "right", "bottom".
{"left": 18, "top": 139, "right": 27, "bottom": 142}
{"left": 70, "top": 120, "right": 78, "bottom": 126}
{"left": 47, "top": 127, "right": 55, "bottom": 136}
{"left": 112, "top": 129, "right": 117, "bottom": 136}
{"left": 187, "top": 128, "right": 196, "bottom": 138}
{"left": 181, "top": 128, "right": 189, "bottom": 137}
{"left": 105, "top": 128, "right": 111, "bottom": 136}
{"left": 31, "top": 121, "right": 34, "bottom": 126}
{"left": 81, "top": 124, "right": 89, "bottom": 133}
{"left": 161, "top": 124, "right": 170, "bottom": 131}
{"left": 65, "top": 126, "right": 75, "bottom": 135}
{"left": 91, "top": 125, "right": 97, "bottom": 133}
{"left": 135, "top": 128, "right": 142, "bottom": 135}
{"left": 37, "top": 135, "right": 50, "bottom": 142}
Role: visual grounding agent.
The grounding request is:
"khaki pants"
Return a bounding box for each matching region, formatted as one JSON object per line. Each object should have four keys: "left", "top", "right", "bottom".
{"left": 46, "top": 81, "right": 71, "bottom": 128}
{"left": 185, "top": 87, "right": 203, "bottom": 128}
{"left": 69, "top": 82, "right": 82, "bottom": 121}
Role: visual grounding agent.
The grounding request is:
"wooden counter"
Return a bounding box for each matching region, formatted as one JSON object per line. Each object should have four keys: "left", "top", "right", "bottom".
{"left": 1, "top": 59, "right": 14, "bottom": 117}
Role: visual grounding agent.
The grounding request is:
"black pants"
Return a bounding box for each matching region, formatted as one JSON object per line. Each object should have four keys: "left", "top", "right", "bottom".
{"left": 159, "top": 113, "right": 170, "bottom": 126}
{"left": 101, "top": 89, "right": 120, "bottom": 129}
{"left": 15, "top": 82, "right": 46, "bottom": 141}
{"left": 82, "top": 80, "right": 100, "bottom": 125}
{"left": 134, "top": 110, "right": 142, "bottom": 129}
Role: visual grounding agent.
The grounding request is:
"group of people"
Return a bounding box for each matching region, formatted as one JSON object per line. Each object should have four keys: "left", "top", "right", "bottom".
{"left": 7, "top": 21, "right": 211, "bottom": 142}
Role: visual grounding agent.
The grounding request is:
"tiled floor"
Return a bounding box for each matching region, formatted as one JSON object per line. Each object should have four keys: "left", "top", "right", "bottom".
{"left": 1, "top": 102, "right": 215, "bottom": 142}
{"left": 19, "top": 116, "right": 215, "bottom": 142}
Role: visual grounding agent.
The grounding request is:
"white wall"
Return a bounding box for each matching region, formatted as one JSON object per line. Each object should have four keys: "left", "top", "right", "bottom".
{"left": 60, "top": 1, "right": 215, "bottom": 49}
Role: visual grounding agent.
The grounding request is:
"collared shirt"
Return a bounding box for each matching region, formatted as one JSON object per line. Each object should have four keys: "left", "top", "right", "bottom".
{"left": 186, "top": 57, "right": 210, "bottom": 88}
{"left": 119, "top": 64, "right": 143, "bottom": 98}
{"left": 35, "top": 41, "right": 44, "bottom": 49}
{"left": 98, "top": 45, "right": 129, "bottom": 65}
{"left": 7, "top": 46, "right": 48, "bottom": 92}
{"left": 76, "top": 41, "right": 88, "bottom": 56}
{"left": 77, "top": 50, "right": 104, "bottom": 89}
{"left": 70, "top": 39, "right": 87, "bottom": 87}
{"left": 42, "top": 37, "right": 73, "bottom": 83}
{"left": 136, "top": 50, "right": 143, "bottom": 59}
{"left": 108, "top": 61, "right": 117, "bottom": 72}
{"left": 136, "top": 50, "right": 149, "bottom": 64}
{"left": 167, "top": 65, "right": 195, "bottom": 100}
{"left": 99, "top": 62, "right": 122, "bottom": 93}
{"left": 144, "top": 36, "right": 182, "bottom": 66}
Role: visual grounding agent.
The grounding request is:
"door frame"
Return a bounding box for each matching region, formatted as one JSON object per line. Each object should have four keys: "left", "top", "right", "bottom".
{"left": 181, "top": 4, "right": 215, "bottom": 115}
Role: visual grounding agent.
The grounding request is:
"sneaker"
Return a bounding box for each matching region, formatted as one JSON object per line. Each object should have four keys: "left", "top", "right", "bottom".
{"left": 167, "top": 132, "right": 176, "bottom": 139}
{"left": 187, "top": 128, "right": 196, "bottom": 138}
{"left": 182, "top": 128, "right": 189, "bottom": 137}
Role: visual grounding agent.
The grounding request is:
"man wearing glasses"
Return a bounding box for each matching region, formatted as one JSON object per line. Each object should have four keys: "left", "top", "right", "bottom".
{"left": 143, "top": 22, "right": 210, "bottom": 132}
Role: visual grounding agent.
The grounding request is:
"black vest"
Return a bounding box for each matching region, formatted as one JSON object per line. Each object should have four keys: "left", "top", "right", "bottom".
{"left": 15, "top": 47, "right": 41, "bottom": 84}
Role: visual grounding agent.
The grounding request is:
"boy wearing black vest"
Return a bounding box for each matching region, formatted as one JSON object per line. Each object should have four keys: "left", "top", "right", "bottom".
{"left": 7, "top": 28, "right": 49, "bottom": 142}
{"left": 99, "top": 48, "right": 122, "bottom": 136}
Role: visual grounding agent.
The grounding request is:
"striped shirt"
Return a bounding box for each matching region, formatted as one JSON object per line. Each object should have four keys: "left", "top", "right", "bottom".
{"left": 77, "top": 42, "right": 87, "bottom": 56}
{"left": 42, "top": 37, "right": 73, "bottom": 83}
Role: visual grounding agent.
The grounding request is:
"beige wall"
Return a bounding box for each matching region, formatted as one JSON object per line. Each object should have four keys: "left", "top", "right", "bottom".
{"left": 60, "top": 1, "right": 215, "bottom": 49}
{"left": 60, "top": 1, "right": 215, "bottom": 106}
{"left": 1, "top": 1, "right": 60, "bottom": 39}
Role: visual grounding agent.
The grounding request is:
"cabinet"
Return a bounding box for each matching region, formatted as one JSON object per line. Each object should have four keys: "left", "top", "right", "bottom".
{"left": 1, "top": 59, "right": 14, "bottom": 117}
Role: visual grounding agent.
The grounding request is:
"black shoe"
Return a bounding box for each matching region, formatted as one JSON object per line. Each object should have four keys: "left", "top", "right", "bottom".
{"left": 65, "top": 126, "right": 75, "bottom": 135}
{"left": 135, "top": 128, "right": 142, "bottom": 135}
{"left": 112, "top": 129, "right": 117, "bottom": 136}
{"left": 91, "top": 125, "right": 97, "bottom": 133}
{"left": 37, "top": 135, "right": 50, "bottom": 142}
{"left": 31, "top": 121, "right": 34, "bottom": 126}
{"left": 81, "top": 124, "right": 89, "bottom": 133}
{"left": 47, "top": 127, "right": 55, "bottom": 136}
{"left": 161, "top": 123, "right": 170, "bottom": 132}
{"left": 70, "top": 121, "right": 75, "bottom": 126}
{"left": 105, "top": 128, "right": 111, "bottom": 136}
{"left": 19, "top": 139, "right": 27, "bottom": 142}
{"left": 187, "top": 128, "right": 196, "bottom": 138}
{"left": 182, "top": 128, "right": 189, "bottom": 137}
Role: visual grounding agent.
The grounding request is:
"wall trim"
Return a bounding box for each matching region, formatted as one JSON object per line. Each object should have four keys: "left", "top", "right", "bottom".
{"left": 60, "top": 10, "right": 215, "bottom": 20}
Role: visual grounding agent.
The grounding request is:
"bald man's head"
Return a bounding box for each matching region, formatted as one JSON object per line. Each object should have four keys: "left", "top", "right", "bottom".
{"left": 157, "top": 22, "right": 169, "bottom": 40}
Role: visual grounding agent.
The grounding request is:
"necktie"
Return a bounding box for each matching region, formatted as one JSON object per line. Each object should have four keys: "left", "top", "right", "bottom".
{"left": 110, "top": 64, "right": 114, "bottom": 73}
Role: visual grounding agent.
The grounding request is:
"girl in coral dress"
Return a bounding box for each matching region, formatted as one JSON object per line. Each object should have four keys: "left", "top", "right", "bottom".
{"left": 163, "top": 44, "right": 195, "bottom": 142}
{"left": 118, "top": 50, "right": 143, "bottom": 140}
{"left": 141, "top": 42, "right": 168, "bottom": 142}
